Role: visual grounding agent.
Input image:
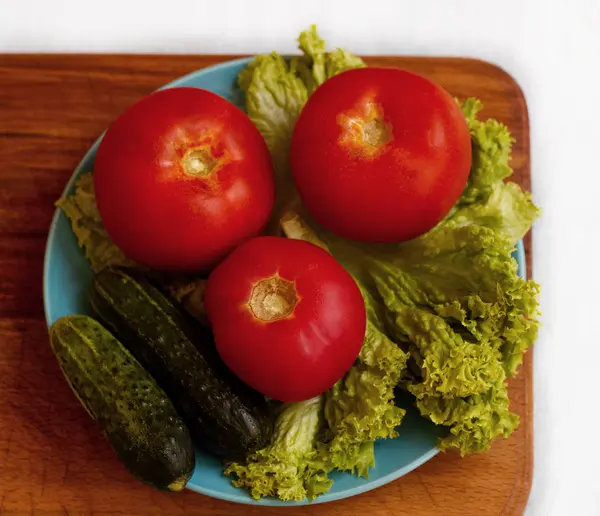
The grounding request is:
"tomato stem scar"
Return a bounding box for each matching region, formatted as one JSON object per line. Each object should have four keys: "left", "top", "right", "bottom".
{"left": 249, "top": 276, "right": 298, "bottom": 322}
{"left": 181, "top": 148, "right": 217, "bottom": 178}
{"left": 337, "top": 101, "right": 391, "bottom": 155}
{"left": 362, "top": 118, "right": 390, "bottom": 147}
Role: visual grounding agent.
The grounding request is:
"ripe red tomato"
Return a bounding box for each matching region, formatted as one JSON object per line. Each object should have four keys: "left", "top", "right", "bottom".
{"left": 290, "top": 67, "right": 472, "bottom": 243}
{"left": 94, "top": 87, "right": 275, "bottom": 272}
{"left": 204, "top": 236, "right": 366, "bottom": 402}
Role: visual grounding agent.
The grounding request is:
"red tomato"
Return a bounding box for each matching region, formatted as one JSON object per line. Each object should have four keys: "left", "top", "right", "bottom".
{"left": 290, "top": 67, "right": 472, "bottom": 243}
{"left": 204, "top": 236, "right": 366, "bottom": 402}
{"left": 94, "top": 87, "right": 275, "bottom": 272}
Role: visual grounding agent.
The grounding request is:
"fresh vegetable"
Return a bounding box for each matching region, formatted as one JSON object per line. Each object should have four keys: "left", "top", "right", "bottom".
{"left": 56, "top": 173, "right": 134, "bottom": 272}
{"left": 90, "top": 267, "right": 274, "bottom": 460}
{"left": 49, "top": 315, "right": 195, "bottom": 491}
{"left": 94, "top": 86, "right": 275, "bottom": 273}
{"left": 290, "top": 67, "right": 472, "bottom": 243}
{"left": 225, "top": 397, "right": 333, "bottom": 501}
{"left": 204, "top": 236, "right": 367, "bottom": 402}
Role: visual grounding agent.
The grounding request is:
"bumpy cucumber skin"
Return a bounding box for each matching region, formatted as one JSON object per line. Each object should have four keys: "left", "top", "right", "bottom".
{"left": 49, "top": 315, "right": 195, "bottom": 492}
{"left": 90, "top": 267, "right": 274, "bottom": 461}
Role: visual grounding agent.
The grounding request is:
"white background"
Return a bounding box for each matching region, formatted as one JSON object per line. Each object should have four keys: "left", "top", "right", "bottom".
{"left": 2, "top": 0, "right": 599, "bottom": 514}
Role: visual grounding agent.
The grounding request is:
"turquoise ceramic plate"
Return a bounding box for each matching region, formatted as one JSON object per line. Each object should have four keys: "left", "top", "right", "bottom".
{"left": 43, "top": 57, "right": 527, "bottom": 506}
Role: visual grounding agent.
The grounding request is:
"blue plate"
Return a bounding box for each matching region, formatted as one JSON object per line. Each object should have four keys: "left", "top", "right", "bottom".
{"left": 43, "top": 57, "right": 527, "bottom": 506}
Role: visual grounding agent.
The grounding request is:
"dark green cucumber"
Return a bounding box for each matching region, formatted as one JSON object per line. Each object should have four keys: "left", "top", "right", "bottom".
{"left": 90, "top": 267, "right": 273, "bottom": 460}
{"left": 49, "top": 315, "right": 195, "bottom": 491}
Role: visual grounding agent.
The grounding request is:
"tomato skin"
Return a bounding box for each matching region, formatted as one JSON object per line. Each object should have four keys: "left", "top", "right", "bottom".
{"left": 204, "top": 236, "right": 366, "bottom": 402}
{"left": 94, "top": 87, "right": 275, "bottom": 273}
{"left": 290, "top": 67, "right": 472, "bottom": 243}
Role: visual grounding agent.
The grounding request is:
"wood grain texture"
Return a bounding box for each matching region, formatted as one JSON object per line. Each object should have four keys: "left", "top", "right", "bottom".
{"left": 0, "top": 54, "right": 532, "bottom": 515}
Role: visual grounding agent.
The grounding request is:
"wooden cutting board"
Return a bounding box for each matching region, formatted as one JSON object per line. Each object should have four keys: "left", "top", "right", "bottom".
{"left": 0, "top": 54, "right": 533, "bottom": 516}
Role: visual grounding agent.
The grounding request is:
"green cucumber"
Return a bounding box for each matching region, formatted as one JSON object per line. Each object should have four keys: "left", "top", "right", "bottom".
{"left": 90, "top": 267, "right": 274, "bottom": 460}
{"left": 49, "top": 315, "right": 195, "bottom": 491}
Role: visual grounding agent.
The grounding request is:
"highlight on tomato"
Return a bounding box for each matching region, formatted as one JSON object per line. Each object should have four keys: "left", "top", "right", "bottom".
{"left": 290, "top": 67, "right": 472, "bottom": 243}
{"left": 94, "top": 87, "right": 275, "bottom": 273}
{"left": 204, "top": 236, "right": 367, "bottom": 402}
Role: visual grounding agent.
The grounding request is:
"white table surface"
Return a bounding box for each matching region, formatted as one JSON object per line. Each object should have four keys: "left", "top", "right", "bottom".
{"left": 2, "top": 0, "right": 600, "bottom": 514}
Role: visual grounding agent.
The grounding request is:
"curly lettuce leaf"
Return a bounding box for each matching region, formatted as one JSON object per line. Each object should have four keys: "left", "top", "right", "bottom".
{"left": 319, "top": 224, "right": 532, "bottom": 399}
{"left": 224, "top": 397, "right": 332, "bottom": 502}
{"left": 457, "top": 98, "right": 514, "bottom": 206}
{"left": 324, "top": 319, "right": 408, "bottom": 476}
{"left": 294, "top": 25, "right": 366, "bottom": 95}
{"left": 318, "top": 215, "right": 538, "bottom": 453}
{"left": 282, "top": 211, "right": 409, "bottom": 478}
{"left": 321, "top": 235, "right": 536, "bottom": 456}
{"left": 415, "top": 378, "right": 519, "bottom": 455}
{"left": 387, "top": 305, "right": 505, "bottom": 399}
{"left": 448, "top": 182, "right": 540, "bottom": 246}
{"left": 238, "top": 52, "right": 308, "bottom": 182}
{"left": 56, "top": 173, "right": 134, "bottom": 272}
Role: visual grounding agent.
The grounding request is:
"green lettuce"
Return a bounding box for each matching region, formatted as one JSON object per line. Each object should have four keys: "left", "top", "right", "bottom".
{"left": 224, "top": 396, "right": 333, "bottom": 501}
{"left": 295, "top": 25, "right": 366, "bottom": 95}
{"left": 449, "top": 181, "right": 539, "bottom": 245}
{"left": 457, "top": 98, "right": 514, "bottom": 205}
{"left": 56, "top": 173, "right": 134, "bottom": 272}
{"left": 450, "top": 98, "right": 540, "bottom": 242}
{"left": 324, "top": 319, "right": 408, "bottom": 476}
{"left": 415, "top": 379, "right": 519, "bottom": 455}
